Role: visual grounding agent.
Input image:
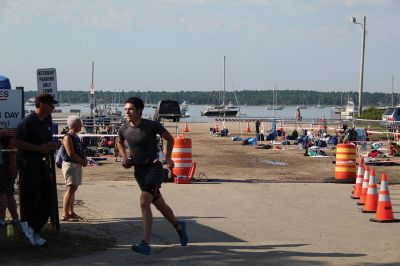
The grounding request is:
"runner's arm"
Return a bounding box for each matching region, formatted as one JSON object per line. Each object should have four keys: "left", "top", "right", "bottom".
{"left": 161, "top": 130, "right": 174, "bottom": 169}
{"left": 116, "top": 136, "right": 131, "bottom": 168}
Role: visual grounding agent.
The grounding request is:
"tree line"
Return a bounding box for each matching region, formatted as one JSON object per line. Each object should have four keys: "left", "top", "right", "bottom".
{"left": 24, "top": 90, "right": 399, "bottom": 107}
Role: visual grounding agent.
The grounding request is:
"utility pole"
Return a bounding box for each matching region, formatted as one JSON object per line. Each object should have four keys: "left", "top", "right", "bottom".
{"left": 351, "top": 16, "right": 366, "bottom": 115}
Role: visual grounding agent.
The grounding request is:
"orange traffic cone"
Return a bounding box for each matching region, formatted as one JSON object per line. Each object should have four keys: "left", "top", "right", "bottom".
{"left": 246, "top": 122, "right": 251, "bottom": 133}
{"left": 370, "top": 173, "right": 400, "bottom": 223}
{"left": 214, "top": 122, "right": 219, "bottom": 133}
{"left": 357, "top": 164, "right": 370, "bottom": 205}
{"left": 362, "top": 168, "right": 378, "bottom": 213}
{"left": 184, "top": 122, "right": 189, "bottom": 132}
{"left": 351, "top": 156, "right": 364, "bottom": 199}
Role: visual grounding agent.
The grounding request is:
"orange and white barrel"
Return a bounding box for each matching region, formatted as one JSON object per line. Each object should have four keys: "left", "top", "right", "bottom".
{"left": 172, "top": 136, "right": 192, "bottom": 178}
{"left": 335, "top": 143, "right": 357, "bottom": 181}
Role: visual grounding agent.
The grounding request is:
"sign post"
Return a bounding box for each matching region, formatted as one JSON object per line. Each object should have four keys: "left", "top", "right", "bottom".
{"left": 37, "top": 68, "right": 59, "bottom": 102}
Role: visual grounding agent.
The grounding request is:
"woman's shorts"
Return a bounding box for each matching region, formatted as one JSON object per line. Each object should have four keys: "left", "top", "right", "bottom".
{"left": 62, "top": 161, "right": 83, "bottom": 186}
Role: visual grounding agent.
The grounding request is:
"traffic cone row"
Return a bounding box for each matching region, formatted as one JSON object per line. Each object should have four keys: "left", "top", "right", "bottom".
{"left": 350, "top": 156, "right": 399, "bottom": 223}
{"left": 184, "top": 122, "right": 189, "bottom": 132}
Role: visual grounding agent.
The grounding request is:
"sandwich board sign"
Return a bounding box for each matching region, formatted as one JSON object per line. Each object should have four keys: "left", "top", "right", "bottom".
{"left": 37, "top": 68, "right": 59, "bottom": 102}
{"left": 0, "top": 89, "right": 23, "bottom": 129}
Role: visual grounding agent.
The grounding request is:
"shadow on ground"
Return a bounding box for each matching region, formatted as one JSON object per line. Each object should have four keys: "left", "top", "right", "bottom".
{"left": 28, "top": 216, "right": 368, "bottom": 265}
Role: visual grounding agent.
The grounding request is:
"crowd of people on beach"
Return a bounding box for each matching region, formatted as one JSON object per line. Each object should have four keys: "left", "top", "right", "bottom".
{"left": 0, "top": 94, "right": 188, "bottom": 255}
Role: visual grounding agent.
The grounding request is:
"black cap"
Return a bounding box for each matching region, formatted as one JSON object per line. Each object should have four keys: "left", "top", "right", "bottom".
{"left": 34, "top": 93, "right": 58, "bottom": 105}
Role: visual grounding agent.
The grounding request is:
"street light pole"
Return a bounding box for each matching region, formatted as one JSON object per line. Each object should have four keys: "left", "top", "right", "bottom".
{"left": 352, "top": 16, "right": 366, "bottom": 116}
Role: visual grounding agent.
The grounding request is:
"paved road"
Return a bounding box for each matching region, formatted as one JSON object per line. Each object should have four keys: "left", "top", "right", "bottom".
{"left": 42, "top": 180, "right": 400, "bottom": 265}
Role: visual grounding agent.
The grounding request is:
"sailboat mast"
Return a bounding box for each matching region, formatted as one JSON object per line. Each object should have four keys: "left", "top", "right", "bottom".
{"left": 223, "top": 56, "right": 226, "bottom": 125}
{"left": 89, "top": 60, "right": 95, "bottom": 117}
{"left": 392, "top": 75, "right": 394, "bottom": 107}
{"left": 223, "top": 56, "right": 226, "bottom": 106}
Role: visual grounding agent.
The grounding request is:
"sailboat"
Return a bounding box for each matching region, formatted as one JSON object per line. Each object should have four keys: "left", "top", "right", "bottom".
{"left": 265, "top": 85, "right": 284, "bottom": 110}
{"left": 58, "top": 92, "right": 71, "bottom": 107}
{"left": 314, "top": 94, "right": 324, "bottom": 108}
{"left": 144, "top": 92, "right": 155, "bottom": 108}
{"left": 298, "top": 94, "right": 307, "bottom": 109}
{"left": 201, "top": 56, "right": 239, "bottom": 117}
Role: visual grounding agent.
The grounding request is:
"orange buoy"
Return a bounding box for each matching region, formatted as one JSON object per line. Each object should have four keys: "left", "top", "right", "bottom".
{"left": 172, "top": 136, "right": 192, "bottom": 179}
{"left": 335, "top": 143, "right": 357, "bottom": 182}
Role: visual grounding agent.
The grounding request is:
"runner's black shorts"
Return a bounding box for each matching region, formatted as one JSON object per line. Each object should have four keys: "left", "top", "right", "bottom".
{"left": 134, "top": 161, "right": 163, "bottom": 201}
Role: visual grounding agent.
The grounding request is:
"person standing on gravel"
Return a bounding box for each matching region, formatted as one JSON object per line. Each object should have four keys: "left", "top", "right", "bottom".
{"left": 116, "top": 96, "right": 188, "bottom": 255}
{"left": 61, "top": 116, "right": 87, "bottom": 222}
{"left": 15, "top": 93, "right": 58, "bottom": 246}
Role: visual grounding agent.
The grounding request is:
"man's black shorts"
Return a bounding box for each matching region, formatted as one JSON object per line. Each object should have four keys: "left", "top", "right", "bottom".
{"left": 134, "top": 161, "right": 163, "bottom": 200}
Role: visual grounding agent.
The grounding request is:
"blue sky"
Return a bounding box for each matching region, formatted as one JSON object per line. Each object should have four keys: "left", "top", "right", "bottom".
{"left": 0, "top": 0, "right": 399, "bottom": 92}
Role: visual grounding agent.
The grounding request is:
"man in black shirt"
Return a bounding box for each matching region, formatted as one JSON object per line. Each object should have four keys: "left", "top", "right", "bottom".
{"left": 117, "top": 97, "right": 188, "bottom": 255}
{"left": 16, "top": 93, "right": 58, "bottom": 246}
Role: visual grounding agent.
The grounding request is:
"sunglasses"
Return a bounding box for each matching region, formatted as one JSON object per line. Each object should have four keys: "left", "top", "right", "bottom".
{"left": 42, "top": 102, "right": 55, "bottom": 108}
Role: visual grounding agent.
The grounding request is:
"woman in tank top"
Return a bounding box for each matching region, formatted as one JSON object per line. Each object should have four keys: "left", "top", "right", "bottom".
{"left": 61, "top": 116, "right": 87, "bottom": 222}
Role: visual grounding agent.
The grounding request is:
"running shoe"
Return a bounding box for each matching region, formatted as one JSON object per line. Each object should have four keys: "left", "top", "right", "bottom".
{"left": 177, "top": 221, "right": 188, "bottom": 246}
{"left": 131, "top": 240, "right": 151, "bottom": 255}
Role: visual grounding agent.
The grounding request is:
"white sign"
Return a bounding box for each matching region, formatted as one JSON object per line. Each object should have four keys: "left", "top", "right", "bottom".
{"left": 37, "top": 68, "right": 58, "bottom": 102}
{"left": 0, "top": 89, "right": 23, "bottom": 128}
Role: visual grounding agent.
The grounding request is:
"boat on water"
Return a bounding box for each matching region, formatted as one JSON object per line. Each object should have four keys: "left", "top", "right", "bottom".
{"left": 298, "top": 104, "right": 307, "bottom": 109}
{"left": 201, "top": 56, "right": 239, "bottom": 117}
{"left": 180, "top": 101, "right": 190, "bottom": 118}
{"left": 265, "top": 85, "right": 284, "bottom": 110}
{"left": 314, "top": 94, "right": 324, "bottom": 108}
{"left": 144, "top": 92, "right": 155, "bottom": 108}
{"left": 201, "top": 102, "right": 240, "bottom": 116}
{"left": 25, "top": 97, "right": 35, "bottom": 106}
{"left": 332, "top": 105, "right": 345, "bottom": 114}
{"left": 340, "top": 98, "right": 357, "bottom": 120}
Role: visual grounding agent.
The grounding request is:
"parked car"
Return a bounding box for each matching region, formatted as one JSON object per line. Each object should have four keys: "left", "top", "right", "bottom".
{"left": 382, "top": 107, "right": 400, "bottom": 122}
{"left": 153, "top": 100, "right": 181, "bottom": 122}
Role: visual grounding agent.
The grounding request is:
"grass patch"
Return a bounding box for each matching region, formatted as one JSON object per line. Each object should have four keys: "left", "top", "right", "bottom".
{"left": 0, "top": 230, "right": 115, "bottom": 263}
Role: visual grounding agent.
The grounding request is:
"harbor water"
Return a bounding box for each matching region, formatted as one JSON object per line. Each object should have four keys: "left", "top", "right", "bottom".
{"left": 26, "top": 104, "right": 339, "bottom": 122}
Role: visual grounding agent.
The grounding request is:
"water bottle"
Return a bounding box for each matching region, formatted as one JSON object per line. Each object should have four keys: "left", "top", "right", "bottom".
{"left": 7, "top": 223, "right": 14, "bottom": 239}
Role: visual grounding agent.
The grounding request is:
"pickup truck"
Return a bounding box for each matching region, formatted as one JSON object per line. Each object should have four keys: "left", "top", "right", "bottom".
{"left": 153, "top": 100, "right": 181, "bottom": 122}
